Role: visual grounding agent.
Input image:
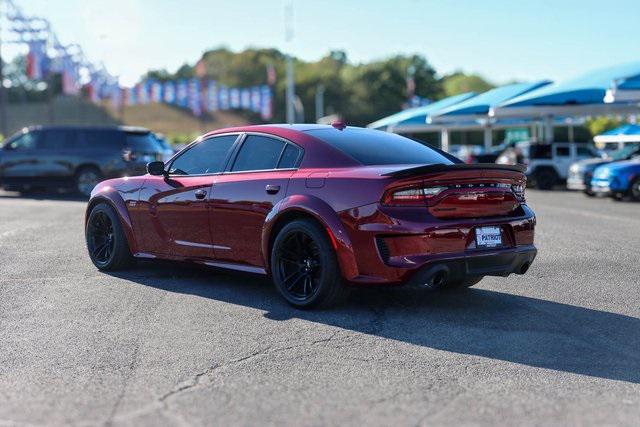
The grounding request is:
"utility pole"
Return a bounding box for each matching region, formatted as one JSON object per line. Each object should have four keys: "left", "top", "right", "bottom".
{"left": 0, "top": 0, "right": 8, "bottom": 137}
{"left": 315, "top": 84, "right": 324, "bottom": 122}
{"left": 284, "top": 1, "right": 295, "bottom": 124}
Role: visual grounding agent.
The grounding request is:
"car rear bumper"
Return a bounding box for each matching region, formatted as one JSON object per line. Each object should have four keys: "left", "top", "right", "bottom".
{"left": 405, "top": 245, "right": 537, "bottom": 287}
{"left": 339, "top": 203, "right": 537, "bottom": 285}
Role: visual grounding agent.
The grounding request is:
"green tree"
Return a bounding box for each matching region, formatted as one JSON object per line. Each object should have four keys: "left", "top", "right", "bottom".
{"left": 443, "top": 71, "right": 494, "bottom": 96}
{"left": 141, "top": 48, "right": 442, "bottom": 125}
{"left": 585, "top": 116, "right": 622, "bottom": 137}
{"left": 343, "top": 54, "right": 442, "bottom": 125}
{"left": 294, "top": 51, "right": 349, "bottom": 122}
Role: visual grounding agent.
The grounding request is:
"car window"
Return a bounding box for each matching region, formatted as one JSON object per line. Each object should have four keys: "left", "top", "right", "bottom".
{"left": 278, "top": 144, "right": 302, "bottom": 168}
{"left": 576, "top": 146, "right": 597, "bottom": 157}
{"left": 530, "top": 145, "right": 552, "bottom": 159}
{"left": 169, "top": 135, "right": 237, "bottom": 175}
{"left": 555, "top": 146, "right": 570, "bottom": 157}
{"left": 306, "top": 127, "right": 457, "bottom": 166}
{"left": 38, "top": 130, "right": 78, "bottom": 150}
{"left": 231, "top": 135, "right": 286, "bottom": 172}
{"left": 4, "top": 131, "right": 39, "bottom": 151}
{"left": 83, "top": 130, "right": 123, "bottom": 149}
{"left": 126, "top": 132, "right": 163, "bottom": 152}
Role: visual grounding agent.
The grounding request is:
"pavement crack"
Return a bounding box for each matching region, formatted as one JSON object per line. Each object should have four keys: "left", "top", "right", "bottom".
{"left": 104, "top": 340, "right": 141, "bottom": 426}
{"left": 311, "top": 330, "right": 340, "bottom": 345}
{"left": 159, "top": 346, "right": 271, "bottom": 404}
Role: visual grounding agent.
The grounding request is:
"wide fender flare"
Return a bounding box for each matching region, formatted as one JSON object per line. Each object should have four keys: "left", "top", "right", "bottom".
{"left": 262, "top": 194, "right": 359, "bottom": 280}
{"left": 86, "top": 185, "right": 139, "bottom": 255}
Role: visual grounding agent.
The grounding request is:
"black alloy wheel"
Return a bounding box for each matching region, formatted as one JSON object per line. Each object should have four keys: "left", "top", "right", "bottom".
{"left": 87, "top": 210, "right": 115, "bottom": 266}
{"left": 271, "top": 219, "right": 348, "bottom": 308}
{"left": 86, "top": 203, "right": 134, "bottom": 270}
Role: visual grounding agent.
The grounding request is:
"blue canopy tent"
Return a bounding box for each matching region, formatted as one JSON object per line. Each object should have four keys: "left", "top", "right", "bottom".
{"left": 367, "top": 92, "right": 477, "bottom": 132}
{"left": 491, "top": 62, "right": 640, "bottom": 142}
{"left": 605, "top": 72, "right": 640, "bottom": 103}
{"left": 593, "top": 124, "right": 640, "bottom": 148}
{"left": 427, "top": 81, "right": 552, "bottom": 150}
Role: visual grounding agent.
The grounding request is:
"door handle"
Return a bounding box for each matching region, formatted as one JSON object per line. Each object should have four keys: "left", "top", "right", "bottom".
{"left": 265, "top": 184, "right": 280, "bottom": 194}
{"left": 195, "top": 189, "right": 207, "bottom": 200}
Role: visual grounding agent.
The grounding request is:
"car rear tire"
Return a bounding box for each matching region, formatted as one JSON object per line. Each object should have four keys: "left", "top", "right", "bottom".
{"left": 583, "top": 189, "right": 595, "bottom": 197}
{"left": 75, "top": 166, "right": 102, "bottom": 197}
{"left": 533, "top": 169, "right": 558, "bottom": 190}
{"left": 629, "top": 178, "right": 640, "bottom": 201}
{"left": 447, "top": 276, "right": 484, "bottom": 289}
{"left": 270, "top": 219, "right": 348, "bottom": 309}
{"left": 86, "top": 202, "right": 134, "bottom": 271}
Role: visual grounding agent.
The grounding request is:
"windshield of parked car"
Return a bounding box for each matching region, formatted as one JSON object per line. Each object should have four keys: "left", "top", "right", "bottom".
{"left": 306, "top": 127, "right": 459, "bottom": 166}
{"left": 608, "top": 144, "right": 640, "bottom": 161}
{"left": 2, "top": 131, "right": 39, "bottom": 151}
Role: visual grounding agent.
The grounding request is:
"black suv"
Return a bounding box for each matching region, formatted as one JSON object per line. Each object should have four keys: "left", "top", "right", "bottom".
{"left": 0, "top": 126, "right": 170, "bottom": 196}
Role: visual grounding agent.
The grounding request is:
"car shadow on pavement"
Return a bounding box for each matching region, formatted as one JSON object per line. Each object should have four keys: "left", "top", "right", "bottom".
{"left": 0, "top": 190, "right": 87, "bottom": 202}
{"left": 108, "top": 261, "right": 640, "bottom": 384}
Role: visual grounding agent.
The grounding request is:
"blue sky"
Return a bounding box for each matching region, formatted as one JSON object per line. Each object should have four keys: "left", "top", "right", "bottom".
{"left": 10, "top": 0, "right": 640, "bottom": 86}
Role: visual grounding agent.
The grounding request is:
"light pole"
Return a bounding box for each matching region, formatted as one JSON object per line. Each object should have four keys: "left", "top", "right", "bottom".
{"left": 284, "top": 1, "right": 295, "bottom": 124}
{"left": 0, "top": 0, "right": 8, "bottom": 137}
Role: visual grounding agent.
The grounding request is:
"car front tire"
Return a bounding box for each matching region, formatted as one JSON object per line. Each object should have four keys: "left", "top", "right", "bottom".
{"left": 270, "top": 219, "right": 348, "bottom": 309}
{"left": 86, "top": 202, "right": 134, "bottom": 271}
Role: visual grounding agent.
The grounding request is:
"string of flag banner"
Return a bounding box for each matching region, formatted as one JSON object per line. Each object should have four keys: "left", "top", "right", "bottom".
{"left": 118, "top": 79, "right": 273, "bottom": 120}
{"left": 7, "top": 0, "right": 274, "bottom": 120}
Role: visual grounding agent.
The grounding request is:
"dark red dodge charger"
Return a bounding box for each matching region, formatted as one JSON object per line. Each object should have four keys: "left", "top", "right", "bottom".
{"left": 85, "top": 124, "right": 536, "bottom": 308}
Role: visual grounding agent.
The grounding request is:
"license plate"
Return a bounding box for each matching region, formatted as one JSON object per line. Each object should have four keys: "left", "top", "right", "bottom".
{"left": 476, "top": 226, "right": 502, "bottom": 248}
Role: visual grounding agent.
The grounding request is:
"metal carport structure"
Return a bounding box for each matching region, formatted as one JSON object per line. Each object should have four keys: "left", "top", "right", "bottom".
{"left": 426, "top": 81, "right": 552, "bottom": 151}
{"left": 367, "top": 92, "right": 477, "bottom": 132}
{"left": 490, "top": 62, "right": 640, "bottom": 142}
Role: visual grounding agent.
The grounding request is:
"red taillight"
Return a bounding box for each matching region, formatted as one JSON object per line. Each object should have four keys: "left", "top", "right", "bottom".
{"left": 512, "top": 183, "right": 526, "bottom": 202}
{"left": 382, "top": 186, "right": 446, "bottom": 206}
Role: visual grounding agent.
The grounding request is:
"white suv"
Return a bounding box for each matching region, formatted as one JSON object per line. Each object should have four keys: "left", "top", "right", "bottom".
{"left": 497, "top": 142, "right": 599, "bottom": 190}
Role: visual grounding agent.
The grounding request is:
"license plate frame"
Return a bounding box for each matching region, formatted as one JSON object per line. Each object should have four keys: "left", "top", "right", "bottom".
{"left": 475, "top": 226, "right": 502, "bottom": 248}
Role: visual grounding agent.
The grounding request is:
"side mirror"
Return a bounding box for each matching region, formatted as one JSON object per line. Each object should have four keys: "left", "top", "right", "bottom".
{"left": 147, "top": 161, "right": 166, "bottom": 176}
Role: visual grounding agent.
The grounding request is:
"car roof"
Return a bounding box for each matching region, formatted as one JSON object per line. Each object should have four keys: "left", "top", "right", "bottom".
{"left": 202, "top": 124, "right": 366, "bottom": 169}
{"left": 23, "top": 125, "right": 151, "bottom": 134}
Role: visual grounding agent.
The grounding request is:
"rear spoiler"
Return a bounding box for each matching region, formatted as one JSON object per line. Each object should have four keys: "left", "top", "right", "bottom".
{"left": 381, "top": 163, "right": 527, "bottom": 178}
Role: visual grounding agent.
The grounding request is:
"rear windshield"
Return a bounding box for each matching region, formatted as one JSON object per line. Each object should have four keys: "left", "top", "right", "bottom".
{"left": 125, "top": 132, "right": 163, "bottom": 152}
{"left": 306, "top": 128, "right": 457, "bottom": 166}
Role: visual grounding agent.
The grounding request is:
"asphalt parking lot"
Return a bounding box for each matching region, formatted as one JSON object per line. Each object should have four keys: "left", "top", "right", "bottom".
{"left": 1, "top": 189, "right": 639, "bottom": 426}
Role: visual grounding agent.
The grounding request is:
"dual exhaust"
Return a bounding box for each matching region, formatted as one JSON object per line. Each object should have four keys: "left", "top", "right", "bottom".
{"left": 414, "top": 261, "right": 530, "bottom": 290}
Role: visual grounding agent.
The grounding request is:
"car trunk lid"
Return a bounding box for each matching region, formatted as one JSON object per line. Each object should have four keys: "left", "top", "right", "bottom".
{"left": 382, "top": 163, "right": 526, "bottom": 219}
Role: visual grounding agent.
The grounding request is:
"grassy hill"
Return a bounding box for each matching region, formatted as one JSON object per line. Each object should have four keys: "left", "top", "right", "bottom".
{"left": 111, "top": 103, "right": 250, "bottom": 136}
{"left": 3, "top": 96, "right": 250, "bottom": 142}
